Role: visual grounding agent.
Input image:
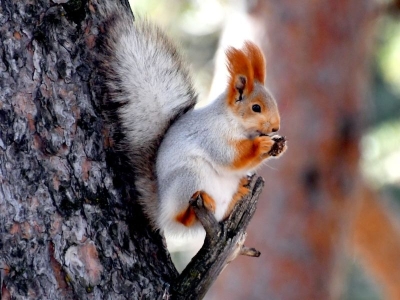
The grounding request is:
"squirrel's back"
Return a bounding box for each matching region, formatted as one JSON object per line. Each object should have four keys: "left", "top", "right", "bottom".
{"left": 99, "top": 3, "right": 197, "bottom": 227}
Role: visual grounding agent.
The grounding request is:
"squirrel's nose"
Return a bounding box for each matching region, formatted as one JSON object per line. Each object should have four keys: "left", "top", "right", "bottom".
{"left": 272, "top": 127, "right": 279, "bottom": 132}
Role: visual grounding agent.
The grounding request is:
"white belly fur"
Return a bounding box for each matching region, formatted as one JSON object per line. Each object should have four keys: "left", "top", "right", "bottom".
{"left": 202, "top": 171, "right": 241, "bottom": 221}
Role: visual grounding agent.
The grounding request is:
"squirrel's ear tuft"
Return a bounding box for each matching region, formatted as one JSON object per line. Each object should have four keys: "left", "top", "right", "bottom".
{"left": 226, "top": 47, "right": 254, "bottom": 105}
{"left": 244, "top": 41, "right": 266, "bottom": 84}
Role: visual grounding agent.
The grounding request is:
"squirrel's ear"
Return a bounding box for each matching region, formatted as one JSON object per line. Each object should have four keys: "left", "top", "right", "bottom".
{"left": 244, "top": 41, "right": 266, "bottom": 85}
{"left": 226, "top": 47, "right": 254, "bottom": 106}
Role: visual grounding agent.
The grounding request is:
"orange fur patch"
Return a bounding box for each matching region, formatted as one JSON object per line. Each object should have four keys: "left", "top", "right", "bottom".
{"left": 231, "top": 139, "right": 258, "bottom": 170}
{"left": 200, "top": 191, "right": 216, "bottom": 213}
{"left": 231, "top": 137, "right": 273, "bottom": 170}
{"left": 226, "top": 47, "right": 254, "bottom": 106}
{"left": 244, "top": 41, "right": 266, "bottom": 84}
{"left": 175, "top": 206, "right": 197, "bottom": 227}
{"left": 175, "top": 191, "right": 217, "bottom": 227}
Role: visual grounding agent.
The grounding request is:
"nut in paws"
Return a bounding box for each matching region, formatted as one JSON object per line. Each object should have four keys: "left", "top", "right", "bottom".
{"left": 268, "top": 135, "right": 287, "bottom": 157}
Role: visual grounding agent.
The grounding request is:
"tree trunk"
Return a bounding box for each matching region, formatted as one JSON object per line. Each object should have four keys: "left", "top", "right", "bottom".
{"left": 0, "top": 0, "right": 180, "bottom": 298}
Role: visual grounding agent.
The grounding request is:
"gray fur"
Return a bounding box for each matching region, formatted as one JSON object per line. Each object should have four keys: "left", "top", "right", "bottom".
{"left": 100, "top": 2, "right": 197, "bottom": 228}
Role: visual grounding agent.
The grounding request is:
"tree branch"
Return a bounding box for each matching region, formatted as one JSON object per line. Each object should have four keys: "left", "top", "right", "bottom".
{"left": 171, "top": 175, "right": 264, "bottom": 299}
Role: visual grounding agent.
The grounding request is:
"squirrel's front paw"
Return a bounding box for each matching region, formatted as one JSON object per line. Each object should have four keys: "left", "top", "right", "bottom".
{"left": 268, "top": 135, "right": 287, "bottom": 157}
{"left": 256, "top": 135, "right": 275, "bottom": 156}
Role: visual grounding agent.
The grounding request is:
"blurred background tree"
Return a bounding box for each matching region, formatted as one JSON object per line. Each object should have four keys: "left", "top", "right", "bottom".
{"left": 130, "top": 0, "right": 400, "bottom": 299}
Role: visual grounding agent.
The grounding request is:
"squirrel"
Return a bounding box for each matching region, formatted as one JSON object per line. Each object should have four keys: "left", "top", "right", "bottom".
{"left": 99, "top": 2, "right": 287, "bottom": 238}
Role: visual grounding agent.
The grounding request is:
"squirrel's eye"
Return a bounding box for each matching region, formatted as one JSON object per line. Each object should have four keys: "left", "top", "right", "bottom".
{"left": 252, "top": 104, "right": 261, "bottom": 113}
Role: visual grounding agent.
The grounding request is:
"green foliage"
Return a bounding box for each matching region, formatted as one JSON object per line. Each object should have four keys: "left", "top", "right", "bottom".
{"left": 377, "top": 20, "right": 400, "bottom": 95}
{"left": 362, "top": 121, "right": 400, "bottom": 193}
{"left": 361, "top": 17, "right": 400, "bottom": 196}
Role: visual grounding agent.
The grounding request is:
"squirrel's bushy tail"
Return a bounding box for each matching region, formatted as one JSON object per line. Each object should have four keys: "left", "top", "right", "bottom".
{"left": 98, "top": 2, "right": 197, "bottom": 228}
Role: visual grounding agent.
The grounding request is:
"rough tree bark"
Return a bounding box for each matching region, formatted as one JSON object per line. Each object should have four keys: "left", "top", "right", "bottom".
{"left": 1, "top": 0, "right": 176, "bottom": 298}
{"left": 0, "top": 0, "right": 263, "bottom": 299}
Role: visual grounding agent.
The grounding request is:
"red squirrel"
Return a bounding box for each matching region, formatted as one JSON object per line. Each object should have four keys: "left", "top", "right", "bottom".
{"left": 100, "top": 3, "right": 287, "bottom": 238}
